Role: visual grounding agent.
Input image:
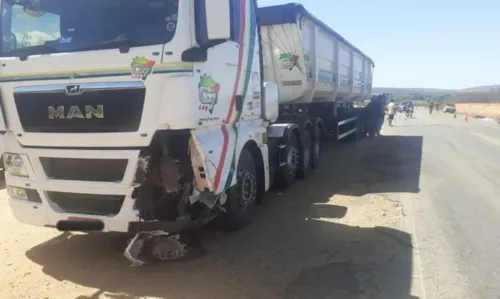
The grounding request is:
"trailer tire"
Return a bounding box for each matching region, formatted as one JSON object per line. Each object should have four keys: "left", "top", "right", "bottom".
{"left": 297, "top": 130, "right": 313, "bottom": 178}
{"left": 275, "top": 131, "right": 299, "bottom": 188}
{"left": 219, "top": 148, "right": 257, "bottom": 230}
{"left": 311, "top": 125, "right": 322, "bottom": 169}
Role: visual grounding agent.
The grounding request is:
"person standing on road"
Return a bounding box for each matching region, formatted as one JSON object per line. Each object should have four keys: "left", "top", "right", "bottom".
{"left": 386, "top": 99, "right": 397, "bottom": 127}
{"left": 406, "top": 100, "right": 414, "bottom": 118}
{"left": 363, "top": 96, "right": 386, "bottom": 137}
{"left": 362, "top": 101, "right": 374, "bottom": 137}
{"left": 364, "top": 99, "right": 378, "bottom": 137}
{"left": 375, "top": 98, "right": 386, "bottom": 134}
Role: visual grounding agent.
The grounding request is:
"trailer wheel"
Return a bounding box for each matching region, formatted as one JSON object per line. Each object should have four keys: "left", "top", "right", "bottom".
{"left": 276, "top": 131, "right": 299, "bottom": 188}
{"left": 297, "top": 130, "right": 313, "bottom": 178}
{"left": 219, "top": 148, "right": 257, "bottom": 230}
{"left": 311, "top": 125, "right": 322, "bottom": 168}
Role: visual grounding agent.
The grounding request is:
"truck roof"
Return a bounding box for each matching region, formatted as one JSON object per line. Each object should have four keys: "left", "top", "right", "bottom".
{"left": 257, "top": 3, "right": 374, "bottom": 67}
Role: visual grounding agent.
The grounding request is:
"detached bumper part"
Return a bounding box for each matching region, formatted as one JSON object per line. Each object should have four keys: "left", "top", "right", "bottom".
{"left": 124, "top": 230, "right": 191, "bottom": 266}
{"left": 124, "top": 214, "right": 215, "bottom": 266}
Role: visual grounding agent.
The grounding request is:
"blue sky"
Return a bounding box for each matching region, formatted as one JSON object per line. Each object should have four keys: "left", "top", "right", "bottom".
{"left": 259, "top": 0, "right": 500, "bottom": 89}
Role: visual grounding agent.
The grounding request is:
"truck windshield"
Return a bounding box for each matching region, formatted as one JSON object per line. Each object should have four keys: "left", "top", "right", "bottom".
{"left": 0, "top": 0, "right": 179, "bottom": 57}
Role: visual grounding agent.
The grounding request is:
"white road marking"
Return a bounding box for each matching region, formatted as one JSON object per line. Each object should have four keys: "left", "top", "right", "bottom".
{"left": 401, "top": 195, "right": 427, "bottom": 299}
{"left": 470, "top": 132, "right": 500, "bottom": 147}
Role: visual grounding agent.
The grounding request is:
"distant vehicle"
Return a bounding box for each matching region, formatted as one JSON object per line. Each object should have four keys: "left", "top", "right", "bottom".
{"left": 398, "top": 102, "right": 409, "bottom": 113}
{"left": 406, "top": 106, "right": 414, "bottom": 118}
{"left": 443, "top": 104, "right": 456, "bottom": 113}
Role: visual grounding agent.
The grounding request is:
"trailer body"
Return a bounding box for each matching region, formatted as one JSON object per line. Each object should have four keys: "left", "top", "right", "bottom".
{"left": 258, "top": 4, "right": 373, "bottom": 104}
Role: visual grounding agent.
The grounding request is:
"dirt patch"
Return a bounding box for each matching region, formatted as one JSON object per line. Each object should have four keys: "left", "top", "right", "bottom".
{"left": 455, "top": 103, "right": 500, "bottom": 119}
{"left": 327, "top": 194, "right": 402, "bottom": 228}
{"left": 0, "top": 134, "right": 420, "bottom": 299}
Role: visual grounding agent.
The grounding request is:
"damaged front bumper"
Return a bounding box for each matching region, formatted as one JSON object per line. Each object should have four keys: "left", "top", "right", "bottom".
{"left": 3, "top": 131, "right": 216, "bottom": 265}
{"left": 4, "top": 142, "right": 141, "bottom": 234}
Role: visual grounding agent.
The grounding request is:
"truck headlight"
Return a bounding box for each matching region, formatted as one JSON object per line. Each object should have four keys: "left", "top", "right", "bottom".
{"left": 7, "top": 186, "right": 28, "bottom": 200}
{"left": 3, "top": 153, "right": 29, "bottom": 177}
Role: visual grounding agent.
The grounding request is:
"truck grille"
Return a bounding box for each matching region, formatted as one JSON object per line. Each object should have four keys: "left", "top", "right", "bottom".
{"left": 40, "top": 157, "right": 128, "bottom": 182}
{"left": 14, "top": 82, "right": 145, "bottom": 133}
{"left": 47, "top": 191, "right": 125, "bottom": 216}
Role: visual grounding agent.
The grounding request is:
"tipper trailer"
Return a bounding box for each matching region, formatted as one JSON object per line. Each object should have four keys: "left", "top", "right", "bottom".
{"left": 0, "top": 0, "right": 374, "bottom": 264}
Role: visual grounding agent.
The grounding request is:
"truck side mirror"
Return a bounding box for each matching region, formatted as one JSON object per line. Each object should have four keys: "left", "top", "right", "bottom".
{"left": 2, "top": 33, "right": 17, "bottom": 52}
{"left": 203, "top": 0, "right": 231, "bottom": 41}
{"left": 183, "top": 0, "right": 232, "bottom": 62}
{"left": 262, "top": 82, "right": 279, "bottom": 122}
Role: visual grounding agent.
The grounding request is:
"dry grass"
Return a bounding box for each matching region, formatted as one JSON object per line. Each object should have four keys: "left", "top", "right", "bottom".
{"left": 455, "top": 103, "right": 500, "bottom": 119}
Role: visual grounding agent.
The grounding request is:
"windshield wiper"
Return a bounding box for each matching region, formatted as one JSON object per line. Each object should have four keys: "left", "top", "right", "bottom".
{"left": 1, "top": 45, "right": 60, "bottom": 61}
{"left": 74, "top": 38, "right": 143, "bottom": 54}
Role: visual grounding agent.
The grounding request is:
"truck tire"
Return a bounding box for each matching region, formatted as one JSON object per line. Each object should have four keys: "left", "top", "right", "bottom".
{"left": 219, "top": 148, "right": 257, "bottom": 230}
{"left": 311, "top": 125, "right": 321, "bottom": 169}
{"left": 297, "top": 130, "right": 313, "bottom": 178}
{"left": 275, "top": 131, "right": 299, "bottom": 188}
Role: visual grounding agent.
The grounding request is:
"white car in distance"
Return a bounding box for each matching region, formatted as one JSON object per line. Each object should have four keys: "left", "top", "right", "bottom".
{"left": 443, "top": 103, "right": 456, "bottom": 113}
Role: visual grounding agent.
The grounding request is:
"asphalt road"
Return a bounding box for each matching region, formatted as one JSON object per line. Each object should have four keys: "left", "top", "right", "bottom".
{"left": 1, "top": 108, "right": 500, "bottom": 299}
{"left": 389, "top": 108, "right": 500, "bottom": 299}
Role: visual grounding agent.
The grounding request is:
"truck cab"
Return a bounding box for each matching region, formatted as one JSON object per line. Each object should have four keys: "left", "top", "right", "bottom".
{"left": 1, "top": 0, "right": 278, "bottom": 234}
{"left": 1, "top": 0, "right": 233, "bottom": 146}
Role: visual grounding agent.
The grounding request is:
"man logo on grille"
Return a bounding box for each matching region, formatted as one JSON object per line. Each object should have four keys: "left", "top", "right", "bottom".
{"left": 48, "top": 105, "right": 104, "bottom": 119}
{"left": 65, "top": 85, "right": 82, "bottom": 96}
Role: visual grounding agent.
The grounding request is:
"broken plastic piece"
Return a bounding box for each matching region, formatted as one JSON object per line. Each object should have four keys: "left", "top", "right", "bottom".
{"left": 124, "top": 230, "right": 191, "bottom": 266}
{"left": 124, "top": 231, "right": 150, "bottom": 266}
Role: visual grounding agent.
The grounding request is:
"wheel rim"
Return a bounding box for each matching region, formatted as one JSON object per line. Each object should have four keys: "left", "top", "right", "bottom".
{"left": 239, "top": 170, "right": 257, "bottom": 211}
{"left": 287, "top": 146, "right": 299, "bottom": 178}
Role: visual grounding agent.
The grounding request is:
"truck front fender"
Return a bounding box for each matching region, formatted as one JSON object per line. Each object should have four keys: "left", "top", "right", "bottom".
{"left": 267, "top": 123, "right": 300, "bottom": 139}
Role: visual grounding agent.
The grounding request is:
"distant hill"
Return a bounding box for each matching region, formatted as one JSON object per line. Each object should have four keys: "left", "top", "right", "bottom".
{"left": 462, "top": 85, "right": 500, "bottom": 92}
{"left": 372, "top": 87, "right": 458, "bottom": 102}
{"left": 372, "top": 87, "right": 456, "bottom": 97}
{"left": 373, "top": 85, "right": 500, "bottom": 95}
{"left": 372, "top": 85, "right": 500, "bottom": 103}
{"left": 373, "top": 87, "right": 456, "bottom": 94}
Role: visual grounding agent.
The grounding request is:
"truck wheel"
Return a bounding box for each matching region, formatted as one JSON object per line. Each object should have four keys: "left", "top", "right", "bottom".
{"left": 311, "top": 125, "right": 321, "bottom": 169}
{"left": 297, "top": 130, "right": 313, "bottom": 178}
{"left": 219, "top": 148, "right": 257, "bottom": 230}
{"left": 275, "top": 132, "right": 299, "bottom": 188}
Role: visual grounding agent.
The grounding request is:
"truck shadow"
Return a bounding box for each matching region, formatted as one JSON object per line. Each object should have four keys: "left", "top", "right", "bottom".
{"left": 25, "top": 135, "right": 422, "bottom": 299}
{"left": 338, "top": 135, "right": 423, "bottom": 195}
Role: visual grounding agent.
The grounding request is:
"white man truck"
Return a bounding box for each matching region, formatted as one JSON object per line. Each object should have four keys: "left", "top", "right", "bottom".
{"left": 0, "top": 0, "right": 373, "bottom": 264}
